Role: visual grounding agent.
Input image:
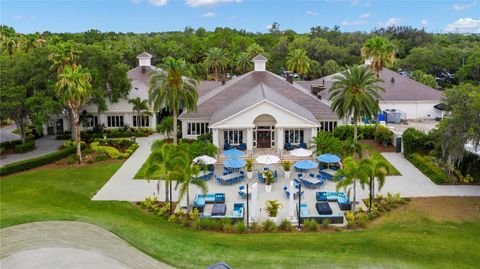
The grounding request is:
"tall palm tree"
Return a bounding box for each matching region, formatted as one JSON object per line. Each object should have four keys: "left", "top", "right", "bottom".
{"left": 175, "top": 148, "right": 208, "bottom": 213}
{"left": 363, "top": 158, "right": 390, "bottom": 212}
{"left": 341, "top": 137, "right": 364, "bottom": 159}
{"left": 361, "top": 36, "right": 396, "bottom": 135}
{"left": 204, "top": 47, "right": 229, "bottom": 81}
{"left": 55, "top": 65, "right": 92, "bottom": 162}
{"left": 329, "top": 65, "right": 384, "bottom": 142}
{"left": 129, "top": 97, "right": 151, "bottom": 131}
{"left": 149, "top": 57, "right": 199, "bottom": 144}
{"left": 235, "top": 52, "right": 253, "bottom": 74}
{"left": 334, "top": 157, "right": 370, "bottom": 213}
{"left": 49, "top": 42, "right": 79, "bottom": 73}
{"left": 286, "top": 48, "right": 311, "bottom": 77}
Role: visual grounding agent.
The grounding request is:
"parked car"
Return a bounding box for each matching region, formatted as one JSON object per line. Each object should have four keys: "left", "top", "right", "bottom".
{"left": 399, "top": 70, "right": 410, "bottom": 77}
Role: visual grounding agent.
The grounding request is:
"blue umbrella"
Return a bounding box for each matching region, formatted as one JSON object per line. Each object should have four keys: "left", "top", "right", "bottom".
{"left": 294, "top": 160, "right": 318, "bottom": 170}
{"left": 224, "top": 158, "right": 246, "bottom": 169}
{"left": 224, "top": 149, "right": 244, "bottom": 158}
{"left": 317, "top": 154, "right": 341, "bottom": 163}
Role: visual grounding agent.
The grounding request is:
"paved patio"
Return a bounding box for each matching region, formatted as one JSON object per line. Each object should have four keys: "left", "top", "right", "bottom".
{"left": 92, "top": 135, "right": 480, "bottom": 223}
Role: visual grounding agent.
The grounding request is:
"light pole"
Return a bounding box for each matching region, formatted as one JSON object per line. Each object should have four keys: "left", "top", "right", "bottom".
{"left": 246, "top": 182, "right": 249, "bottom": 228}
{"left": 297, "top": 182, "right": 302, "bottom": 229}
{"left": 169, "top": 180, "right": 173, "bottom": 215}
{"left": 245, "top": 177, "right": 254, "bottom": 229}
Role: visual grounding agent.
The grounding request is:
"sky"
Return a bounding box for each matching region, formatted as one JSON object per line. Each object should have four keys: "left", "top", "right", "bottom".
{"left": 1, "top": 0, "right": 479, "bottom": 34}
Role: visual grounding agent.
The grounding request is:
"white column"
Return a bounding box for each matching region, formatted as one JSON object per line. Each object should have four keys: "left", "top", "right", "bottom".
{"left": 311, "top": 127, "right": 317, "bottom": 147}
{"left": 212, "top": 128, "right": 219, "bottom": 149}
{"left": 276, "top": 127, "right": 284, "bottom": 151}
{"left": 246, "top": 128, "right": 253, "bottom": 151}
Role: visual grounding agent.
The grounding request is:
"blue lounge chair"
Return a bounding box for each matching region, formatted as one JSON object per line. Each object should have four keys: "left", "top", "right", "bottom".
{"left": 309, "top": 173, "right": 315, "bottom": 178}
{"left": 284, "top": 143, "right": 293, "bottom": 151}
{"left": 237, "top": 143, "right": 246, "bottom": 151}
{"left": 224, "top": 143, "right": 231, "bottom": 150}
{"left": 299, "top": 142, "right": 307, "bottom": 149}
{"left": 274, "top": 170, "right": 278, "bottom": 178}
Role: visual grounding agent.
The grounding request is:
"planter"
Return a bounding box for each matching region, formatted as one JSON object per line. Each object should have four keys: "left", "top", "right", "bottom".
{"left": 268, "top": 216, "right": 278, "bottom": 223}
{"left": 247, "top": 171, "right": 253, "bottom": 179}
{"left": 265, "top": 184, "right": 272, "bottom": 192}
{"left": 284, "top": 171, "right": 291, "bottom": 179}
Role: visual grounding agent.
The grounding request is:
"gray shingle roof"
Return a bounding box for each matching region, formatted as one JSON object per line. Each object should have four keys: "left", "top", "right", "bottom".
{"left": 252, "top": 54, "right": 268, "bottom": 61}
{"left": 179, "top": 71, "right": 336, "bottom": 120}
{"left": 209, "top": 83, "right": 318, "bottom": 125}
{"left": 294, "top": 68, "right": 443, "bottom": 102}
{"left": 136, "top": 52, "right": 152, "bottom": 58}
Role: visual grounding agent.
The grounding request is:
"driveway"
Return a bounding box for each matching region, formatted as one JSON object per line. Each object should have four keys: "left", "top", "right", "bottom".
{"left": 0, "top": 125, "right": 20, "bottom": 143}
{"left": 0, "top": 136, "right": 64, "bottom": 166}
{"left": 0, "top": 221, "right": 175, "bottom": 269}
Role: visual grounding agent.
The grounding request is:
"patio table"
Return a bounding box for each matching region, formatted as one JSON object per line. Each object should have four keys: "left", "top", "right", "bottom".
{"left": 222, "top": 173, "right": 239, "bottom": 180}
{"left": 323, "top": 169, "right": 337, "bottom": 176}
{"left": 303, "top": 176, "right": 322, "bottom": 185}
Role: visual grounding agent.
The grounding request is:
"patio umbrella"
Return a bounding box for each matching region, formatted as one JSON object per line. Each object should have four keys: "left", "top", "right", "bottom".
{"left": 317, "top": 153, "right": 341, "bottom": 163}
{"left": 224, "top": 149, "right": 244, "bottom": 158}
{"left": 255, "top": 155, "right": 280, "bottom": 165}
{"left": 223, "top": 158, "right": 246, "bottom": 169}
{"left": 193, "top": 155, "right": 217, "bottom": 165}
{"left": 294, "top": 160, "right": 318, "bottom": 170}
{"left": 290, "top": 148, "right": 313, "bottom": 157}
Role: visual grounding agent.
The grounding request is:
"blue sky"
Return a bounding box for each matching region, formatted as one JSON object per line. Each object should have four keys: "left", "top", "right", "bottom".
{"left": 2, "top": 0, "right": 479, "bottom": 34}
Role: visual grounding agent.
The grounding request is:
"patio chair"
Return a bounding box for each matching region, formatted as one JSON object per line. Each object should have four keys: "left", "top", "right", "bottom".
{"left": 299, "top": 142, "right": 307, "bottom": 149}
{"left": 284, "top": 143, "right": 293, "bottom": 151}
{"left": 309, "top": 173, "right": 315, "bottom": 178}
{"left": 238, "top": 143, "right": 246, "bottom": 151}
{"left": 297, "top": 173, "right": 303, "bottom": 178}
{"left": 224, "top": 143, "right": 231, "bottom": 150}
{"left": 274, "top": 170, "right": 278, "bottom": 178}
{"left": 263, "top": 167, "right": 269, "bottom": 171}
{"left": 215, "top": 176, "right": 224, "bottom": 185}
{"left": 294, "top": 178, "right": 301, "bottom": 185}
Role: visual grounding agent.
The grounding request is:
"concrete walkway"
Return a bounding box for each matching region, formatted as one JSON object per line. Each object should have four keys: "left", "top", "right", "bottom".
{"left": 0, "top": 125, "right": 21, "bottom": 143}
{"left": 0, "top": 136, "right": 64, "bottom": 166}
{"left": 0, "top": 221, "right": 174, "bottom": 269}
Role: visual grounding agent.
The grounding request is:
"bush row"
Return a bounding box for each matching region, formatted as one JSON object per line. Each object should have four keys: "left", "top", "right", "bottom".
{"left": 0, "top": 146, "right": 76, "bottom": 176}
{"left": 407, "top": 153, "right": 449, "bottom": 184}
{"left": 56, "top": 131, "right": 149, "bottom": 141}
{"left": 14, "top": 140, "right": 36, "bottom": 153}
{"left": 0, "top": 140, "right": 22, "bottom": 150}
{"left": 333, "top": 125, "right": 392, "bottom": 141}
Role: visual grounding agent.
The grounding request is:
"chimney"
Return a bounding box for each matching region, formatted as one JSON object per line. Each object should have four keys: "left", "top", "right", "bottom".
{"left": 221, "top": 78, "right": 226, "bottom": 85}
{"left": 287, "top": 75, "right": 293, "bottom": 84}
{"left": 252, "top": 54, "right": 267, "bottom": 72}
{"left": 136, "top": 52, "right": 153, "bottom": 70}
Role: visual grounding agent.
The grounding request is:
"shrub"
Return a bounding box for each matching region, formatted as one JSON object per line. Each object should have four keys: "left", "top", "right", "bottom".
{"left": 222, "top": 223, "right": 234, "bottom": 233}
{"left": 198, "top": 219, "right": 223, "bottom": 230}
{"left": 321, "top": 218, "right": 331, "bottom": 229}
{"left": 197, "top": 132, "right": 212, "bottom": 143}
{"left": 66, "top": 155, "right": 78, "bottom": 165}
{"left": 407, "top": 153, "right": 449, "bottom": 183}
{"left": 333, "top": 125, "right": 378, "bottom": 140}
{"left": 14, "top": 140, "right": 36, "bottom": 153}
{"left": 91, "top": 142, "right": 120, "bottom": 159}
{"left": 0, "top": 146, "right": 76, "bottom": 176}
{"left": 262, "top": 220, "right": 277, "bottom": 232}
{"left": 278, "top": 219, "right": 293, "bottom": 231}
{"left": 234, "top": 221, "right": 247, "bottom": 233}
{"left": 95, "top": 153, "right": 109, "bottom": 162}
{"left": 357, "top": 214, "right": 369, "bottom": 228}
{"left": 0, "top": 140, "right": 22, "bottom": 150}
{"left": 251, "top": 222, "right": 263, "bottom": 233}
{"left": 375, "top": 127, "right": 393, "bottom": 146}
{"left": 303, "top": 219, "right": 318, "bottom": 232}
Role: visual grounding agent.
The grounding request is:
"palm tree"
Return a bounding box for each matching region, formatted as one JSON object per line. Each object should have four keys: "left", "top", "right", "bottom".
{"left": 204, "top": 47, "right": 229, "bottom": 81}
{"left": 129, "top": 97, "right": 151, "bottom": 131}
{"left": 157, "top": 116, "right": 173, "bottom": 139}
{"left": 363, "top": 158, "right": 390, "bottom": 212}
{"left": 175, "top": 149, "right": 208, "bottom": 213}
{"left": 341, "top": 137, "right": 364, "bottom": 159}
{"left": 329, "top": 65, "right": 384, "bottom": 142}
{"left": 334, "top": 157, "right": 370, "bottom": 213}
{"left": 286, "top": 48, "right": 311, "bottom": 77}
{"left": 55, "top": 65, "right": 92, "bottom": 162}
{"left": 149, "top": 57, "right": 199, "bottom": 144}
{"left": 235, "top": 52, "right": 253, "bottom": 74}
{"left": 246, "top": 43, "right": 266, "bottom": 59}
{"left": 361, "top": 36, "right": 396, "bottom": 135}
{"left": 49, "top": 42, "right": 79, "bottom": 73}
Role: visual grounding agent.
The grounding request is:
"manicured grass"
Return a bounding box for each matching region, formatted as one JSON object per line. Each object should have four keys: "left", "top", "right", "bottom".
{"left": 135, "top": 158, "right": 153, "bottom": 179}
{"left": 362, "top": 143, "right": 401, "bottom": 175}
{"left": 3, "top": 166, "right": 480, "bottom": 268}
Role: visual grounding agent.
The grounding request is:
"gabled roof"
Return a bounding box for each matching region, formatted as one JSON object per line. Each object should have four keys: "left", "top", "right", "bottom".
{"left": 126, "top": 65, "right": 161, "bottom": 100}
{"left": 209, "top": 83, "right": 318, "bottom": 125}
{"left": 295, "top": 68, "right": 443, "bottom": 102}
{"left": 136, "top": 52, "right": 152, "bottom": 58}
{"left": 252, "top": 54, "right": 268, "bottom": 61}
{"left": 179, "top": 71, "right": 336, "bottom": 120}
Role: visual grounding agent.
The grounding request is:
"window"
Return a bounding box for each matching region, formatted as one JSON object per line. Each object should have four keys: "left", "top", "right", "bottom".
{"left": 86, "top": 116, "right": 98, "bottom": 128}
{"left": 133, "top": 116, "right": 149, "bottom": 127}
{"left": 284, "top": 129, "right": 304, "bottom": 144}
{"left": 318, "top": 121, "right": 338, "bottom": 132}
{"left": 187, "top": 122, "right": 209, "bottom": 135}
{"left": 107, "top": 115, "right": 124, "bottom": 127}
{"left": 223, "top": 130, "right": 243, "bottom": 145}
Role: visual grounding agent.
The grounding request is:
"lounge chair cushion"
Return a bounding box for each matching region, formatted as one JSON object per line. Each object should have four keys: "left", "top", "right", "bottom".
{"left": 212, "top": 203, "right": 226, "bottom": 216}
{"left": 316, "top": 202, "right": 332, "bottom": 215}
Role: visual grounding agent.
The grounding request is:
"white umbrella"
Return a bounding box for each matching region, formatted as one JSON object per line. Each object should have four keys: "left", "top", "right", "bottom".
{"left": 255, "top": 154, "right": 280, "bottom": 165}
{"left": 193, "top": 155, "right": 217, "bottom": 165}
{"left": 290, "top": 148, "right": 313, "bottom": 157}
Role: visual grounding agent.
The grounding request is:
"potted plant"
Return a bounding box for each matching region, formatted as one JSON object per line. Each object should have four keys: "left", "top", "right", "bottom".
{"left": 264, "top": 170, "right": 275, "bottom": 192}
{"left": 265, "top": 200, "right": 282, "bottom": 223}
{"left": 246, "top": 158, "right": 254, "bottom": 179}
{"left": 282, "top": 160, "right": 292, "bottom": 179}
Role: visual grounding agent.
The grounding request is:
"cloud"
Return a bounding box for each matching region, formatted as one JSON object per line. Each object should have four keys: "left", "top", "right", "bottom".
{"left": 202, "top": 12, "right": 216, "bottom": 17}
{"left": 452, "top": 1, "right": 477, "bottom": 11}
{"left": 351, "top": 0, "right": 371, "bottom": 7}
{"left": 359, "top": 12, "right": 372, "bottom": 18}
{"left": 342, "top": 20, "right": 368, "bottom": 26}
{"left": 307, "top": 10, "right": 318, "bottom": 16}
{"left": 149, "top": 0, "right": 167, "bottom": 6}
{"left": 445, "top": 17, "right": 480, "bottom": 33}
{"left": 186, "top": 0, "right": 241, "bottom": 7}
{"left": 379, "top": 17, "right": 402, "bottom": 27}
{"left": 421, "top": 19, "right": 429, "bottom": 26}
{"left": 12, "top": 15, "right": 36, "bottom": 20}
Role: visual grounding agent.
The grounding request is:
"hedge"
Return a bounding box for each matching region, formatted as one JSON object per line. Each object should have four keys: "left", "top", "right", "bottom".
{"left": 0, "top": 146, "right": 76, "bottom": 176}
{"left": 407, "top": 153, "right": 449, "bottom": 184}
{"left": 56, "top": 131, "right": 149, "bottom": 141}
{"left": 332, "top": 125, "right": 379, "bottom": 140}
{"left": 14, "top": 140, "right": 36, "bottom": 153}
{"left": 0, "top": 140, "right": 22, "bottom": 150}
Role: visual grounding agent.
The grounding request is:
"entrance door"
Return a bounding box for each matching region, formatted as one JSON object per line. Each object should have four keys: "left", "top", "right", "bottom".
{"left": 56, "top": 119, "right": 64, "bottom": 134}
{"left": 257, "top": 131, "right": 271, "bottom": 148}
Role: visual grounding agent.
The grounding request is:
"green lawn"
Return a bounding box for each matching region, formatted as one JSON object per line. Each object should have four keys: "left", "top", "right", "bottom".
{"left": 362, "top": 144, "right": 401, "bottom": 175}
{"left": 135, "top": 157, "right": 153, "bottom": 179}
{"left": 2, "top": 164, "right": 479, "bottom": 268}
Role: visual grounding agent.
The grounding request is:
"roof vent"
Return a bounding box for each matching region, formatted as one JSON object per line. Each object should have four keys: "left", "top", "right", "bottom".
{"left": 390, "top": 77, "right": 395, "bottom": 83}
{"left": 311, "top": 84, "right": 326, "bottom": 95}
